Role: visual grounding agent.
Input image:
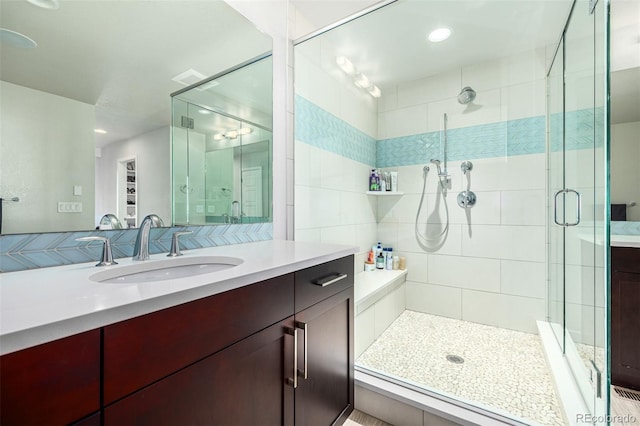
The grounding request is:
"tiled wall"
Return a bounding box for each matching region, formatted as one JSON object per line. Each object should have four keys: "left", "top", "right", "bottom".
{"left": 295, "top": 46, "right": 551, "bottom": 334}
{"left": 294, "top": 37, "right": 379, "bottom": 266}
{"left": 0, "top": 223, "right": 273, "bottom": 273}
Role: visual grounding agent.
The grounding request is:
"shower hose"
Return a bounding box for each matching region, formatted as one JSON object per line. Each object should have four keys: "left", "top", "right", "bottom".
{"left": 415, "top": 165, "right": 449, "bottom": 246}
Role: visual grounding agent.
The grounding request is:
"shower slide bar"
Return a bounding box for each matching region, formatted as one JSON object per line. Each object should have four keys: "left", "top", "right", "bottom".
{"left": 553, "top": 188, "right": 581, "bottom": 227}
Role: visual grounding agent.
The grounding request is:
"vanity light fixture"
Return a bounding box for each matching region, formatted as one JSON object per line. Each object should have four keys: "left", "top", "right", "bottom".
{"left": 336, "top": 56, "right": 356, "bottom": 75}
{"left": 428, "top": 27, "right": 452, "bottom": 43}
{"left": 94, "top": 129, "right": 107, "bottom": 134}
{"left": 213, "top": 127, "right": 252, "bottom": 140}
{"left": 335, "top": 55, "right": 381, "bottom": 98}
{"left": 198, "top": 109, "right": 212, "bottom": 115}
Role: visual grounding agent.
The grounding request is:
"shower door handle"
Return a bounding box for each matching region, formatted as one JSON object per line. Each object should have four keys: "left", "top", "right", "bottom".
{"left": 553, "top": 188, "right": 581, "bottom": 227}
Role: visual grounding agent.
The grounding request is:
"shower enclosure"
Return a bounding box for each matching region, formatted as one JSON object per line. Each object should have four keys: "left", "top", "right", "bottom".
{"left": 293, "top": 0, "right": 609, "bottom": 423}
{"left": 547, "top": 0, "right": 609, "bottom": 420}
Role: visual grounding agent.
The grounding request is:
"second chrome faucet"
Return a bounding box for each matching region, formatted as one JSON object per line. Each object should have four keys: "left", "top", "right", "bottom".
{"left": 132, "top": 214, "right": 164, "bottom": 261}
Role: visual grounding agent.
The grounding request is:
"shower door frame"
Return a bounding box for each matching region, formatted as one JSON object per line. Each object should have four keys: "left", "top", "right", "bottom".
{"left": 546, "top": 0, "right": 610, "bottom": 421}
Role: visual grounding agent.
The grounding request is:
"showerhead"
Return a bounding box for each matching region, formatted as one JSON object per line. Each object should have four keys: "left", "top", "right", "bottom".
{"left": 457, "top": 86, "right": 476, "bottom": 104}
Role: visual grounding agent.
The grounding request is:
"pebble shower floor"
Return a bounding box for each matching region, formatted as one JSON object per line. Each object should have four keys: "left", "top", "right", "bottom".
{"left": 356, "top": 311, "right": 565, "bottom": 426}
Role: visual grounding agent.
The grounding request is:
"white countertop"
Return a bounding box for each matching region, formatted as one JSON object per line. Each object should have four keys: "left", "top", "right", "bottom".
{"left": 611, "top": 234, "right": 640, "bottom": 248}
{"left": 0, "top": 240, "right": 357, "bottom": 355}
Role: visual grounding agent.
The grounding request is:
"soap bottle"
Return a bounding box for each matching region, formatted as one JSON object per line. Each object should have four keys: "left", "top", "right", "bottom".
{"left": 376, "top": 251, "right": 385, "bottom": 269}
{"left": 385, "top": 248, "right": 393, "bottom": 269}
{"left": 369, "top": 170, "right": 377, "bottom": 191}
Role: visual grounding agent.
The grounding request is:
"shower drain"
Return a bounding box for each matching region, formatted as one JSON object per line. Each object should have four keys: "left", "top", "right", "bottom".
{"left": 446, "top": 354, "right": 464, "bottom": 364}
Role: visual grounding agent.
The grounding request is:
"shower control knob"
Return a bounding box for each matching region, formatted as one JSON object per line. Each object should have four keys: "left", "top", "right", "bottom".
{"left": 457, "top": 190, "right": 477, "bottom": 209}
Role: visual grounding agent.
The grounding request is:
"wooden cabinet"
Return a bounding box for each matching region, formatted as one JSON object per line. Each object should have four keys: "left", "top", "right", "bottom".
{"left": 0, "top": 330, "right": 100, "bottom": 426}
{"left": 612, "top": 246, "right": 640, "bottom": 390}
{"left": 294, "top": 256, "right": 355, "bottom": 425}
{"left": 105, "top": 317, "right": 295, "bottom": 426}
{"left": 1, "top": 255, "right": 354, "bottom": 426}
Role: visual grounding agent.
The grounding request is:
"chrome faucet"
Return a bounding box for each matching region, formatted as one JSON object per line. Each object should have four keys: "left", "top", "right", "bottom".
{"left": 99, "top": 213, "right": 124, "bottom": 230}
{"left": 132, "top": 214, "right": 164, "bottom": 261}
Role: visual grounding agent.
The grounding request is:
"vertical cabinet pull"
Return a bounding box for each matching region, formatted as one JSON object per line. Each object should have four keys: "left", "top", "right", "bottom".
{"left": 553, "top": 188, "right": 581, "bottom": 227}
{"left": 295, "top": 321, "right": 308, "bottom": 379}
{"left": 285, "top": 327, "right": 298, "bottom": 388}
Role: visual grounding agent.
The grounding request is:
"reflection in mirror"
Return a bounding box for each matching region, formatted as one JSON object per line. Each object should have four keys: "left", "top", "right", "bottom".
{"left": 0, "top": 0, "right": 271, "bottom": 235}
{"left": 171, "top": 56, "right": 273, "bottom": 226}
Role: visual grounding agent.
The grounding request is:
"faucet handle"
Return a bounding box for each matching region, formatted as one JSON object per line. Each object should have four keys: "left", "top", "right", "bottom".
{"left": 76, "top": 236, "right": 118, "bottom": 267}
{"left": 167, "top": 231, "right": 192, "bottom": 257}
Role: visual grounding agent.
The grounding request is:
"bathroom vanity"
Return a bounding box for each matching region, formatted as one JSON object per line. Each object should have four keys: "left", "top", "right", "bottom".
{"left": 611, "top": 244, "right": 640, "bottom": 391}
{"left": 0, "top": 240, "right": 356, "bottom": 426}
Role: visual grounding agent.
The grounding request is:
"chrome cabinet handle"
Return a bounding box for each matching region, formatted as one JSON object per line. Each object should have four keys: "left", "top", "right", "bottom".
{"left": 285, "top": 327, "right": 298, "bottom": 388}
{"left": 295, "top": 321, "right": 308, "bottom": 379}
{"left": 553, "top": 188, "right": 581, "bottom": 227}
{"left": 312, "top": 273, "right": 347, "bottom": 287}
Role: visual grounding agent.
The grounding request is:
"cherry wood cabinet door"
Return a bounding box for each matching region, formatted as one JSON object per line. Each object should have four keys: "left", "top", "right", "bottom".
{"left": 294, "top": 288, "right": 354, "bottom": 426}
{"left": 103, "top": 274, "right": 294, "bottom": 404}
{"left": 104, "top": 316, "right": 295, "bottom": 426}
{"left": 0, "top": 330, "right": 100, "bottom": 426}
{"left": 612, "top": 247, "right": 640, "bottom": 390}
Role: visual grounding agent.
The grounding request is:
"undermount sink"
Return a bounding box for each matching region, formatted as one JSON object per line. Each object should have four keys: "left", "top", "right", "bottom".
{"left": 90, "top": 256, "right": 244, "bottom": 284}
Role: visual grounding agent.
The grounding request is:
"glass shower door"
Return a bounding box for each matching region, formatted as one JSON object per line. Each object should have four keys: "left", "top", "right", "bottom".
{"left": 548, "top": 0, "right": 609, "bottom": 420}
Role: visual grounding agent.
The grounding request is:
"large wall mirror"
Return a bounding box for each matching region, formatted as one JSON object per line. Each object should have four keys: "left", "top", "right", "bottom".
{"left": 0, "top": 0, "right": 272, "bottom": 235}
{"left": 171, "top": 55, "right": 273, "bottom": 225}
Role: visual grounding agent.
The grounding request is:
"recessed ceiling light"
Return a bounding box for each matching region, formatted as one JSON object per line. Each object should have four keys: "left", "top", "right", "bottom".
{"left": 94, "top": 129, "right": 107, "bottom": 134}
{"left": 26, "top": 0, "right": 60, "bottom": 9}
{"left": 428, "top": 27, "right": 452, "bottom": 43}
{"left": 0, "top": 28, "right": 37, "bottom": 48}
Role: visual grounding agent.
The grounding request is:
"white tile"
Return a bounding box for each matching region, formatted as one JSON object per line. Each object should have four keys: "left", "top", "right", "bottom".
{"left": 501, "top": 225, "right": 546, "bottom": 262}
{"left": 412, "top": 223, "right": 463, "bottom": 256}
{"left": 374, "top": 284, "right": 406, "bottom": 337}
{"left": 396, "top": 69, "right": 461, "bottom": 108}
{"left": 501, "top": 80, "right": 546, "bottom": 121}
{"left": 286, "top": 205, "right": 295, "bottom": 240}
{"left": 378, "top": 105, "right": 428, "bottom": 139}
{"left": 462, "top": 290, "right": 545, "bottom": 333}
{"left": 469, "top": 154, "right": 545, "bottom": 192}
{"left": 376, "top": 222, "right": 398, "bottom": 249}
{"left": 501, "top": 189, "right": 545, "bottom": 226}
{"left": 400, "top": 251, "right": 428, "bottom": 283}
{"left": 423, "top": 411, "right": 460, "bottom": 426}
{"left": 428, "top": 254, "right": 501, "bottom": 292}
{"left": 405, "top": 281, "right": 462, "bottom": 319}
{"left": 355, "top": 386, "right": 424, "bottom": 426}
{"left": 462, "top": 57, "right": 506, "bottom": 91}
{"left": 320, "top": 225, "right": 357, "bottom": 247}
{"left": 565, "top": 263, "right": 599, "bottom": 307}
{"left": 355, "top": 306, "right": 375, "bottom": 358}
{"left": 430, "top": 191, "right": 501, "bottom": 226}
{"left": 460, "top": 224, "right": 503, "bottom": 259}
{"left": 340, "top": 85, "right": 378, "bottom": 138}
{"left": 294, "top": 227, "right": 321, "bottom": 242}
{"left": 396, "top": 165, "right": 428, "bottom": 195}
{"left": 501, "top": 260, "right": 545, "bottom": 299}
{"left": 427, "top": 89, "right": 502, "bottom": 132}
{"left": 356, "top": 223, "right": 379, "bottom": 254}
{"left": 505, "top": 49, "right": 547, "bottom": 86}
{"left": 377, "top": 85, "right": 398, "bottom": 113}
{"left": 286, "top": 158, "right": 295, "bottom": 206}
{"left": 295, "top": 53, "right": 341, "bottom": 117}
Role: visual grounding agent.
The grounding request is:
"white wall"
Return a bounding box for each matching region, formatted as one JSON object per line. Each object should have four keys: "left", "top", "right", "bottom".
{"left": 611, "top": 121, "right": 640, "bottom": 221}
{"left": 0, "top": 81, "right": 96, "bottom": 234}
{"left": 96, "top": 127, "right": 171, "bottom": 227}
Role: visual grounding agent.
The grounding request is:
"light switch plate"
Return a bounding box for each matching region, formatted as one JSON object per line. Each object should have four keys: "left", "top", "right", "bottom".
{"left": 58, "top": 202, "right": 83, "bottom": 213}
{"left": 73, "top": 185, "right": 82, "bottom": 196}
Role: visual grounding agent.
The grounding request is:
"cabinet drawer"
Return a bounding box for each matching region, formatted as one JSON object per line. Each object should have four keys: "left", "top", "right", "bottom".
{"left": 295, "top": 255, "right": 354, "bottom": 312}
{"left": 104, "top": 273, "right": 294, "bottom": 404}
{"left": 613, "top": 247, "right": 640, "bottom": 274}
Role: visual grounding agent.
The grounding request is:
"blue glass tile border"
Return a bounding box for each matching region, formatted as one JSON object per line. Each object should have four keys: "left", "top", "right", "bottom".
{"left": 295, "top": 95, "right": 376, "bottom": 167}
{"left": 0, "top": 223, "right": 273, "bottom": 273}
{"left": 296, "top": 96, "right": 601, "bottom": 169}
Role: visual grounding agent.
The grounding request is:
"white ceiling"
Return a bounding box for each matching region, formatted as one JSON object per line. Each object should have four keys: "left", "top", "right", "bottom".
{"left": 0, "top": 0, "right": 272, "bottom": 146}
{"left": 293, "top": 0, "right": 639, "bottom": 124}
